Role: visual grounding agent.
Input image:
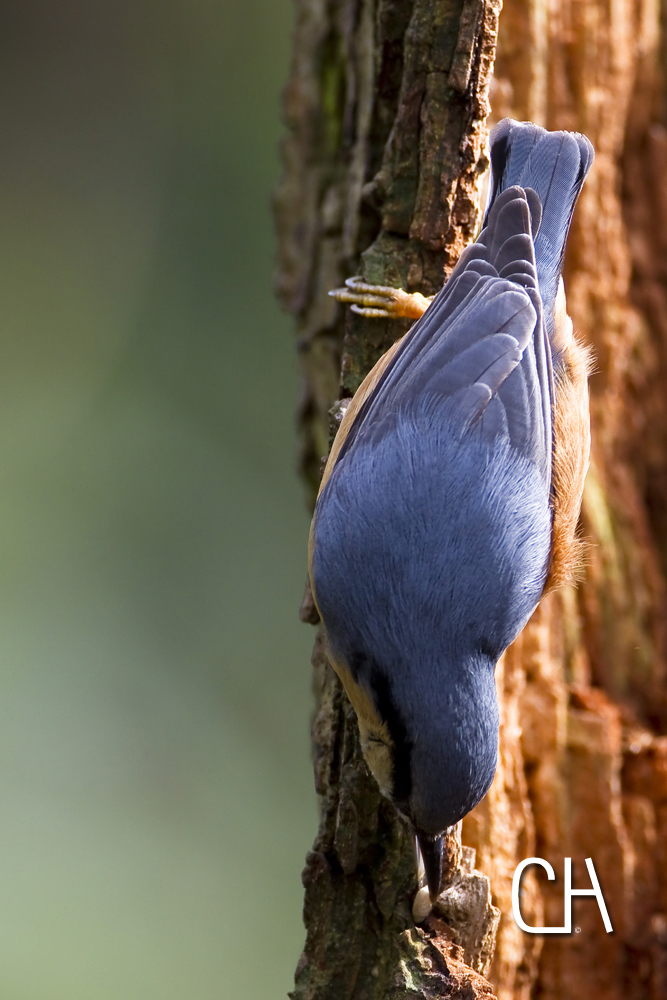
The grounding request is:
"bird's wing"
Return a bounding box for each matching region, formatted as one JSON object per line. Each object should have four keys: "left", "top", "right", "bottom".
{"left": 322, "top": 185, "right": 553, "bottom": 493}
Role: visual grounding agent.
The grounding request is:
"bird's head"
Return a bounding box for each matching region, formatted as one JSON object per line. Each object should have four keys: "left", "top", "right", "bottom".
{"left": 332, "top": 648, "right": 499, "bottom": 902}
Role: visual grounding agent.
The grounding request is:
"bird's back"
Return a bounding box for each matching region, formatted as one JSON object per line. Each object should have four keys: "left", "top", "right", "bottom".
{"left": 309, "top": 119, "right": 593, "bottom": 835}
{"left": 312, "top": 182, "right": 554, "bottom": 733}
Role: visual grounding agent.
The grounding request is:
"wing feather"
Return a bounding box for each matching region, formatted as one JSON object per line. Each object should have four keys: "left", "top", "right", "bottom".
{"left": 325, "top": 185, "right": 552, "bottom": 488}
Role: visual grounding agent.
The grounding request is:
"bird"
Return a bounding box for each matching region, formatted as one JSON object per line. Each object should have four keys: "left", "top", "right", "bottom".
{"left": 307, "top": 119, "right": 594, "bottom": 904}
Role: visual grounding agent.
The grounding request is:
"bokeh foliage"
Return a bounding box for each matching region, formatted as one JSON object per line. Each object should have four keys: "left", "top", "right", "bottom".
{"left": 0, "top": 1, "right": 314, "bottom": 997}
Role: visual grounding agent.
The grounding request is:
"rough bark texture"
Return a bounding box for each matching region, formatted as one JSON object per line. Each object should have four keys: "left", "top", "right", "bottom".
{"left": 275, "top": 0, "right": 667, "bottom": 996}
{"left": 275, "top": 0, "right": 502, "bottom": 996}
{"left": 275, "top": 0, "right": 500, "bottom": 504}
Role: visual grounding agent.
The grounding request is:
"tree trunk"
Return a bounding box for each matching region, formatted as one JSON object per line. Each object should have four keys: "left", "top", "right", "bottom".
{"left": 274, "top": 0, "right": 667, "bottom": 996}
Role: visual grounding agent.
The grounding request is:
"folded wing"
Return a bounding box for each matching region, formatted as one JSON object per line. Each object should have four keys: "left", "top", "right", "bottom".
{"left": 333, "top": 185, "right": 553, "bottom": 490}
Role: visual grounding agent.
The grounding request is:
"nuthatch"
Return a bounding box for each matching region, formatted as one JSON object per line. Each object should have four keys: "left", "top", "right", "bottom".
{"left": 308, "top": 120, "right": 594, "bottom": 902}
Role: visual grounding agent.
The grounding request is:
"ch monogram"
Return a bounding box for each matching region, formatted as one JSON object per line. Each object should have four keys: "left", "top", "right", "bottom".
{"left": 512, "top": 857, "right": 613, "bottom": 934}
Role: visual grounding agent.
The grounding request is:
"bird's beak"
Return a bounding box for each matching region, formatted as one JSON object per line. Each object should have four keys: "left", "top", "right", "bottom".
{"left": 416, "top": 831, "right": 444, "bottom": 903}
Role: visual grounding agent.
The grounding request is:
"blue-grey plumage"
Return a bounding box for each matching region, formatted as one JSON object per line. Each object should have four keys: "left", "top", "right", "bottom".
{"left": 486, "top": 119, "right": 594, "bottom": 345}
{"left": 309, "top": 120, "right": 594, "bottom": 901}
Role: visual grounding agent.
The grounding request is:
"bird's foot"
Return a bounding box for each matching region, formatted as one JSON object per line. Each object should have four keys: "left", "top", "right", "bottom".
{"left": 329, "top": 276, "right": 433, "bottom": 319}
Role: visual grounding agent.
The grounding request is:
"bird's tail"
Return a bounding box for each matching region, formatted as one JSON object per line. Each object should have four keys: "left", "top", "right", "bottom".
{"left": 484, "top": 119, "right": 594, "bottom": 332}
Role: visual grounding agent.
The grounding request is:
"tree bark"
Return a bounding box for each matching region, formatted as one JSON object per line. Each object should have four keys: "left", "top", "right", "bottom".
{"left": 275, "top": 0, "right": 667, "bottom": 997}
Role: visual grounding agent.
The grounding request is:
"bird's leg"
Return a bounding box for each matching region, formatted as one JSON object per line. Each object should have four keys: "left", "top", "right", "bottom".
{"left": 329, "top": 276, "right": 433, "bottom": 320}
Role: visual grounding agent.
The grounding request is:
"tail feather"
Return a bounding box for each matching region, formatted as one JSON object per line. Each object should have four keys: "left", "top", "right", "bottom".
{"left": 485, "top": 119, "right": 594, "bottom": 335}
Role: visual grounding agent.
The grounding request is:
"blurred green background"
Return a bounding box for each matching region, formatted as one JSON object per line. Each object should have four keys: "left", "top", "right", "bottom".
{"left": 0, "top": 0, "right": 316, "bottom": 997}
